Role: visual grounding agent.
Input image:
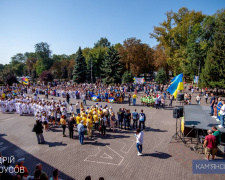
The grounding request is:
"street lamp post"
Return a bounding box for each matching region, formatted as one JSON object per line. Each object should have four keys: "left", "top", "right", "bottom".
{"left": 90, "top": 58, "right": 93, "bottom": 83}
{"left": 197, "top": 60, "right": 200, "bottom": 86}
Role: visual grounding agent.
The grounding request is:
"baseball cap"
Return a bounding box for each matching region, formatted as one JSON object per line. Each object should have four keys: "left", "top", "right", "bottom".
{"left": 17, "top": 158, "right": 25, "bottom": 164}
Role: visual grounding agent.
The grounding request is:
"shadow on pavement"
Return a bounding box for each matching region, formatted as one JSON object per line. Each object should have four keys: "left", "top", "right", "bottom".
{"left": 145, "top": 127, "right": 168, "bottom": 133}
{"left": 49, "top": 128, "right": 63, "bottom": 132}
{"left": 0, "top": 133, "right": 74, "bottom": 180}
{"left": 142, "top": 151, "right": 172, "bottom": 159}
{"left": 41, "top": 141, "right": 67, "bottom": 147}
{"left": 83, "top": 141, "right": 110, "bottom": 146}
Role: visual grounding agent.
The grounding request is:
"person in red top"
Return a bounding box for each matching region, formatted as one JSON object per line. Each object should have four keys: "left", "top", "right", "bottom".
{"left": 203, "top": 130, "right": 216, "bottom": 160}
{"left": 15, "top": 158, "right": 29, "bottom": 178}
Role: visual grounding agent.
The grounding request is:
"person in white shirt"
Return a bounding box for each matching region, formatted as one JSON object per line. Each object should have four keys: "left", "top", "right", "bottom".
{"left": 69, "top": 104, "right": 74, "bottom": 115}
{"left": 75, "top": 102, "right": 80, "bottom": 114}
{"left": 196, "top": 94, "right": 201, "bottom": 105}
{"left": 219, "top": 100, "right": 225, "bottom": 128}
{"left": 134, "top": 128, "right": 144, "bottom": 156}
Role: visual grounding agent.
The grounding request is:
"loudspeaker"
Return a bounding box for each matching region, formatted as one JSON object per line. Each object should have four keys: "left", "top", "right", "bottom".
{"left": 173, "top": 107, "right": 180, "bottom": 118}
{"left": 177, "top": 93, "right": 184, "bottom": 101}
{"left": 178, "top": 106, "right": 183, "bottom": 117}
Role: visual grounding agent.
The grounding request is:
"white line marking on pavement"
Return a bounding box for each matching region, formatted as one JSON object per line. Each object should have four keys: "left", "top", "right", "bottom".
{"left": 84, "top": 146, "right": 124, "bottom": 166}
{"left": 100, "top": 153, "right": 113, "bottom": 159}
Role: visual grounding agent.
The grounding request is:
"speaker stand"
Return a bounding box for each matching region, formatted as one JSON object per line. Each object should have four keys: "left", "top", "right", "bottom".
{"left": 170, "top": 118, "right": 185, "bottom": 143}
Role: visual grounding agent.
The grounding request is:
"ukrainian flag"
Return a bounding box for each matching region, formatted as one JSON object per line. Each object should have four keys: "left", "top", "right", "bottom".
{"left": 167, "top": 73, "right": 183, "bottom": 98}
{"left": 23, "top": 77, "right": 28, "bottom": 85}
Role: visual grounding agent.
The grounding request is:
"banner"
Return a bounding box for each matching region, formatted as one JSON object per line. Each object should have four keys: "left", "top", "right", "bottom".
{"left": 181, "top": 117, "right": 184, "bottom": 134}
{"left": 91, "top": 95, "right": 100, "bottom": 102}
{"left": 133, "top": 77, "right": 145, "bottom": 84}
{"left": 108, "top": 97, "right": 115, "bottom": 103}
{"left": 193, "top": 76, "right": 199, "bottom": 84}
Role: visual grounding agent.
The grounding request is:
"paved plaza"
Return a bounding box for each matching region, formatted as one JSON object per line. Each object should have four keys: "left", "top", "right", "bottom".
{"left": 0, "top": 92, "right": 224, "bottom": 180}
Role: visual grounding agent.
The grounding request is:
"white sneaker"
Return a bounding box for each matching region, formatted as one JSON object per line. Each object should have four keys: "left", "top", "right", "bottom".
{"left": 213, "top": 116, "right": 217, "bottom": 118}
{"left": 137, "top": 152, "right": 142, "bottom": 156}
{"left": 216, "top": 118, "right": 220, "bottom": 121}
{"left": 218, "top": 125, "right": 223, "bottom": 128}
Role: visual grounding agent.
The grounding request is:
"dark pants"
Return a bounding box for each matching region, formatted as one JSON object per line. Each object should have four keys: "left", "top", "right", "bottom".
{"left": 139, "top": 121, "right": 145, "bottom": 130}
{"left": 162, "top": 104, "right": 164, "bottom": 109}
{"left": 119, "top": 119, "right": 123, "bottom": 129}
{"left": 169, "top": 100, "right": 173, "bottom": 106}
{"left": 124, "top": 119, "right": 130, "bottom": 130}
{"left": 62, "top": 125, "right": 66, "bottom": 135}
{"left": 95, "top": 123, "right": 99, "bottom": 130}
{"left": 133, "top": 119, "right": 138, "bottom": 129}
{"left": 83, "top": 99, "right": 86, "bottom": 105}
{"left": 155, "top": 104, "right": 159, "bottom": 109}
{"left": 36, "top": 133, "right": 44, "bottom": 144}
{"left": 106, "top": 115, "right": 110, "bottom": 127}
{"left": 69, "top": 129, "right": 73, "bottom": 139}
{"left": 67, "top": 98, "right": 70, "bottom": 104}
{"left": 101, "top": 125, "right": 106, "bottom": 135}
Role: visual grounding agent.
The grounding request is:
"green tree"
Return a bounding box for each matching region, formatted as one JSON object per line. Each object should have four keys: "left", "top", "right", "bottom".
{"left": 201, "top": 9, "right": 225, "bottom": 88}
{"left": 150, "top": 8, "right": 205, "bottom": 75}
{"left": 155, "top": 68, "right": 167, "bottom": 84}
{"left": 9, "top": 53, "right": 26, "bottom": 76}
{"left": 31, "top": 69, "right": 37, "bottom": 82}
{"left": 94, "top": 37, "right": 111, "bottom": 48}
{"left": 35, "top": 42, "right": 53, "bottom": 75}
{"left": 184, "top": 23, "right": 205, "bottom": 78}
{"left": 86, "top": 58, "right": 96, "bottom": 83}
{"left": 101, "top": 46, "right": 122, "bottom": 85}
{"left": 73, "top": 47, "right": 87, "bottom": 83}
{"left": 61, "top": 66, "right": 68, "bottom": 79}
{"left": 122, "top": 71, "right": 133, "bottom": 83}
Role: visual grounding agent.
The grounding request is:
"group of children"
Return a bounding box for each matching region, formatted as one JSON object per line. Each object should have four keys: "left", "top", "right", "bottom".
{"left": 140, "top": 94, "right": 166, "bottom": 109}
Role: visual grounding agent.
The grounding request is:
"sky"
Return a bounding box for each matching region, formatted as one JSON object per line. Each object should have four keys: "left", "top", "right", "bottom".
{"left": 0, "top": 0, "right": 224, "bottom": 64}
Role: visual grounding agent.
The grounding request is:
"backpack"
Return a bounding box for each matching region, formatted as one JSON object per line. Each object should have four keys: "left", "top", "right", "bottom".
{"left": 139, "top": 113, "right": 145, "bottom": 121}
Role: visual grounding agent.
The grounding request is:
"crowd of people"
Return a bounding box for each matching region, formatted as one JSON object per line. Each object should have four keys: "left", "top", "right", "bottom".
{"left": 0, "top": 84, "right": 147, "bottom": 146}
{"left": 203, "top": 126, "right": 222, "bottom": 160}
{"left": 0, "top": 153, "right": 106, "bottom": 180}
{"left": 31, "top": 100, "right": 147, "bottom": 145}
{"left": 0, "top": 81, "right": 225, "bottom": 180}
{"left": 0, "top": 155, "right": 62, "bottom": 180}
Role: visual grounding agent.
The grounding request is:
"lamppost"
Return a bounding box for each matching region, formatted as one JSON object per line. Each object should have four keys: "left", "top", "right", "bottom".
{"left": 90, "top": 58, "right": 93, "bottom": 83}
{"left": 197, "top": 60, "right": 200, "bottom": 86}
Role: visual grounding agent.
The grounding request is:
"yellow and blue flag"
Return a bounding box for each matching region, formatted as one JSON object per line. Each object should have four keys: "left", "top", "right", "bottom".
{"left": 167, "top": 73, "right": 183, "bottom": 98}
{"left": 23, "top": 77, "right": 28, "bottom": 85}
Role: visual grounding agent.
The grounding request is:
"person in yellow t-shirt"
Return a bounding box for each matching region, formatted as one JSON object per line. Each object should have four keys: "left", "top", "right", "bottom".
{"left": 88, "top": 112, "right": 93, "bottom": 119}
{"left": 93, "top": 112, "right": 99, "bottom": 130}
{"left": 87, "top": 115, "right": 93, "bottom": 138}
{"left": 60, "top": 115, "right": 67, "bottom": 137}
{"left": 90, "top": 108, "right": 94, "bottom": 115}
{"left": 76, "top": 114, "right": 82, "bottom": 124}
{"left": 98, "top": 109, "right": 103, "bottom": 117}
{"left": 81, "top": 109, "right": 85, "bottom": 117}
{"left": 133, "top": 94, "right": 138, "bottom": 106}
{"left": 82, "top": 114, "right": 87, "bottom": 126}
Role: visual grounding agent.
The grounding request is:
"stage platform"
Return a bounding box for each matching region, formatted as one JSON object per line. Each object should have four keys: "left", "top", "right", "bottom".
{"left": 184, "top": 105, "right": 225, "bottom": 133}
